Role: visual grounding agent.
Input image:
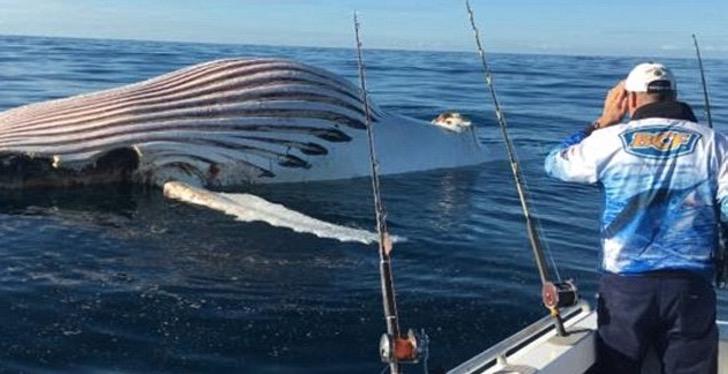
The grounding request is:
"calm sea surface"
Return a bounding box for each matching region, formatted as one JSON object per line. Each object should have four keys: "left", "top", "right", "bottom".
{"left": 1, "top": 35, "right": 727, "bottom": 373}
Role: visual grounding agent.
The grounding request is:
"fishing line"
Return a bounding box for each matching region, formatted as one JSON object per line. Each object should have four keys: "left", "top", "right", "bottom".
{"left": 526, "top": 187, "right": 563, "bottom": 282}
{"left": 498, "top": 140, "right": 564, "bottom": 281}
{"left": 514, "top": 152, "right": 562, "bottom": 281}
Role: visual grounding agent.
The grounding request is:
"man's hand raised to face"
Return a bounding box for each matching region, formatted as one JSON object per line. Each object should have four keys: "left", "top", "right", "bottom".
{"left": 596, "top": 81, "right": 628, "bottom": 129}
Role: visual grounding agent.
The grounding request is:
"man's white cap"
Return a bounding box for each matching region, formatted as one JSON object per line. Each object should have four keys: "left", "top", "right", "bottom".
{"left": 624, "top": 62, "right": 677, "bottom": 93}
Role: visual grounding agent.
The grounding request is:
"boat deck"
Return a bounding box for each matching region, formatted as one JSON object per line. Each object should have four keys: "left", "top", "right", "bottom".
{"left": 449, "top": 302, "right": 727, "bottom": 374}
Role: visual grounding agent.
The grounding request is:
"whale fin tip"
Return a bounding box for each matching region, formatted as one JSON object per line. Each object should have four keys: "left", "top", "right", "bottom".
{"left": 162, "top": 181, "right": 405, "bottom": 245}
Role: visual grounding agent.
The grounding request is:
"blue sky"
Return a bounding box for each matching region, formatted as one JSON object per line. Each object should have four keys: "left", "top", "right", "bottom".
{"left": 0, "top": 0, "right": 726, "bottom": 57}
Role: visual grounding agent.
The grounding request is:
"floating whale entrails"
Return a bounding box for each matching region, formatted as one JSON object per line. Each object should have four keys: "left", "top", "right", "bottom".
{"left": 0, "top": 58, "right": 487, "bottom": 243}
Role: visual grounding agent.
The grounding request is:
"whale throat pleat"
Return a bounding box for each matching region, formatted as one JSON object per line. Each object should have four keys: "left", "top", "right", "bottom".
{"left": 0, "top": 58, "right": 377, "bottom": 182}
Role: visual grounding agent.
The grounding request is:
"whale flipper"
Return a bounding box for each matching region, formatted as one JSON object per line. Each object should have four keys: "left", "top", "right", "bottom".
{"left": 162, "top": 181, "right": 390, "bottom": 244}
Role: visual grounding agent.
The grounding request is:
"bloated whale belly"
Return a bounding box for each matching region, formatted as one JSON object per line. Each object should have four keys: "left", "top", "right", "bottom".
{"left": 0, "top": 58, "right": 486, "bottom": 189}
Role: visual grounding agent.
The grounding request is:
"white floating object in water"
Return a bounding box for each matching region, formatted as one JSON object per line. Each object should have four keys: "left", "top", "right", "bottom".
{"left": 431, "top": 112, "right": 473, "bottom": 133}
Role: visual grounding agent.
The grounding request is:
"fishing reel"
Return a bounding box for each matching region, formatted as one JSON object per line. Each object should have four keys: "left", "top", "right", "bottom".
{"left": 379, "top": 329, "right": 429, "bottom": 365}
{"left": 541, "top": 280, "right": 579, "bottom": 310}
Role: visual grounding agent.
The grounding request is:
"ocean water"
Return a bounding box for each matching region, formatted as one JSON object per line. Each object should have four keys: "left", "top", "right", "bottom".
{"left": 0, "top": 35, "right": 727, "bottom": 373}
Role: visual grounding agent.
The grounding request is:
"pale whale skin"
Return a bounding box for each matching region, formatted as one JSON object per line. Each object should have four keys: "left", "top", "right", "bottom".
{"left": 0, "top": 58, "right": 487, "bottom": 189}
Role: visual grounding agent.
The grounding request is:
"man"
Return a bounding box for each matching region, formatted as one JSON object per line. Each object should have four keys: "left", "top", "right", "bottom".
{"left": 544, "top": 62, "right": 722, "bottom": 373}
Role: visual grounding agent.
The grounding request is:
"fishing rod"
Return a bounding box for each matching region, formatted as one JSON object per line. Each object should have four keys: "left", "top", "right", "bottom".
{"left": 692, "top": 34, "right": 713, "bottom": 129}
{"left": 352, "top": 12, "right": 428, "bottom": 374}
{"left": 694, "top": 33, "right": 728, "bottom": 289}
{"left": 464, "top": 0, "right": 577, "bottom": 336}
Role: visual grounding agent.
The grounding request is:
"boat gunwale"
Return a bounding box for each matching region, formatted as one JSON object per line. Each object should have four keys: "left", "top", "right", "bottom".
{"left": 448, "top": 301, "right": 593, "bottom": 374}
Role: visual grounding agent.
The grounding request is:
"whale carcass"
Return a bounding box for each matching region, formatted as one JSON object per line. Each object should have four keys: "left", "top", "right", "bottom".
{"left": 0, "top": 58, "right": 487, "bottom": 243}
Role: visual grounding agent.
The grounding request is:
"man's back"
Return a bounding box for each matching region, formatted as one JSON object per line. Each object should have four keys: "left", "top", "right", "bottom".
{"left": 546, "top": 102, "right": 725, "bottom": 276}
{"left": 545, "top": 62, "right": 719, "bottom": 373}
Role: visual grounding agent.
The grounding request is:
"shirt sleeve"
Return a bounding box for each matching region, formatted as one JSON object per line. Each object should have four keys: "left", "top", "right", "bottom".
{"left": 544, "top": 126, "right": 601, "bottom": 184}
{"left": 716, "top": 134, "right": 728, "bottom": 222}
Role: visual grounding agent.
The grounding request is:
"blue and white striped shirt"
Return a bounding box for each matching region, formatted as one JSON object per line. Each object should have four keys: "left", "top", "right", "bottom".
{"left": 545, "top": 102, "right": 728, "bottom": 276}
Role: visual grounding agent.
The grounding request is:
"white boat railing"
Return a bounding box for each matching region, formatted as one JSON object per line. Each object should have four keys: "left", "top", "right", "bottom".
{"left": 448, "top": 301, "right": 594, "bottom": 374}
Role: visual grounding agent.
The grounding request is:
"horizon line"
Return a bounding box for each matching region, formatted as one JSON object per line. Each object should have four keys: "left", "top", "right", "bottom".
{"left": 0, "top": 32, "right": 724, "bottom": 62}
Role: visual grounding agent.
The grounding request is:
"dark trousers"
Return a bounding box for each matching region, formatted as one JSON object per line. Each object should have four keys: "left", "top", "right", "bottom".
{"left": 595, "top": 272, "right": 718, "bottom": 374}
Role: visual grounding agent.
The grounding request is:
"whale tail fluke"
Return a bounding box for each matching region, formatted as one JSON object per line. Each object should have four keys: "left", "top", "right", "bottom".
{"left": 162, "top": 181, "right": 396, "bottom": 245}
